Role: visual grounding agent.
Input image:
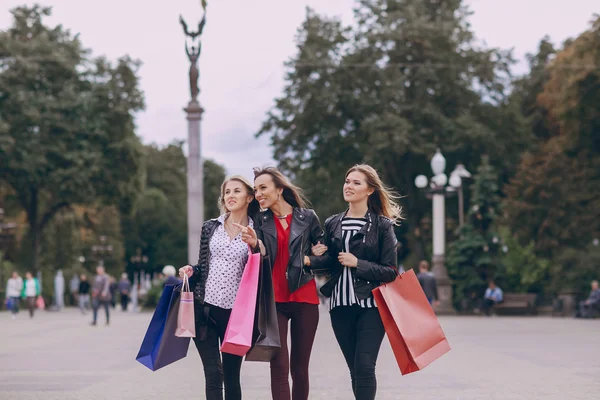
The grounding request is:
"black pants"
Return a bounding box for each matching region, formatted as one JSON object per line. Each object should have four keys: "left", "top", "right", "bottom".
{"left": 481, "top": 298, "right": 497, "bottom": 315}
{"left": 271, "top": 302, "right": 319, "bottom": 400}
{"left": 330, "top": 305, "right": 386, "bottom": 400}
{"left": 120, "top": 294, "right": 129, "bottom": 311}
{"left": 26, "top": 296, "right": 36, "bottom": 317}
{"left": 577, "top": 301, "right": 599, "bottom": 318}
{"left": 92, "top": 299, "right": 110, "bottom": 324}
{"left": 193, "top": 303, "right": 243, "bottom": 400}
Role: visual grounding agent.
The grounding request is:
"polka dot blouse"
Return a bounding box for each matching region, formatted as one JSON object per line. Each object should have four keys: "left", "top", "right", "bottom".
{"left": 203, "top": 214, "right": 253, "bottom": 309}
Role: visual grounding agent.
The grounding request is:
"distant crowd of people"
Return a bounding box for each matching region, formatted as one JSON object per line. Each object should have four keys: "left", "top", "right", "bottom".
{"left": 5, "top": 262, "right": 599, "bottom": 322}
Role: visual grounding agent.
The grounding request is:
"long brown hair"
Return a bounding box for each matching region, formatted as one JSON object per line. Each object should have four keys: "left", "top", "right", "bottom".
{"left": 253, "top": 166, "right": 309, "bottom": 209}
{"left": 345, "top": 164, "right": 403, "bottom": 224}
{"left": 218, "top": 175, "right": 260, "bottom": 219}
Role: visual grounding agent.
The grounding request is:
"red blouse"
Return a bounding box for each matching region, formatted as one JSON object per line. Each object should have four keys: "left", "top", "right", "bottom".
{"left": 272, "top": 214, "right": 319, "bottom": 304}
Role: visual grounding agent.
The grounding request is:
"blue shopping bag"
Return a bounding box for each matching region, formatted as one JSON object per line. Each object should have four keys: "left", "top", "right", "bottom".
{"left": 5, "top": 298, "right": 13, "bottom": 310}
{"left": 136, "top": 284, "right": 191, "bottom": 371}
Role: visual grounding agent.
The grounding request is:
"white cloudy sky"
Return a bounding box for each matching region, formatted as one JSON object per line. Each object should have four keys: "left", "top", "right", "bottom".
{"left": 1, "top": 0, "right": 598, "bottom": 181}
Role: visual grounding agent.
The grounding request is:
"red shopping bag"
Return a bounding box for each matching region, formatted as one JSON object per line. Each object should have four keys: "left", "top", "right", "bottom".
{"left": 175, "top": 275, "right": 195, "bottom": 338}
{"left": 220, "top": 248, "right": 261, "bottom": 356}
{"left": 372, "top": 269, "right": 450, "bottom": 375}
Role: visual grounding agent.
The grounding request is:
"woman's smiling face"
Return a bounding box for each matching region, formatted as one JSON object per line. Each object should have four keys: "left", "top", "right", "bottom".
{"left": 254, "top": 173, "right": 281, "bottom": 209}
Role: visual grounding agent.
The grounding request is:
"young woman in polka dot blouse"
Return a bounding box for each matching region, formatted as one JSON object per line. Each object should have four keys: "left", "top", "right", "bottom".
{"left": 179, "top": 175, "right": 260, "bottom": 400}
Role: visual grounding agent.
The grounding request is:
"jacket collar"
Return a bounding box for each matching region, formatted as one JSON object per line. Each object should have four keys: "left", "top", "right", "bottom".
{"left": 289, "top": 208, "right": 308, "bottom": 244}
{"left": 333, "top": 208, "right": 375, "bottom": 242}
{"left": 260, "top": 208, "right": 307, "bottom": 243}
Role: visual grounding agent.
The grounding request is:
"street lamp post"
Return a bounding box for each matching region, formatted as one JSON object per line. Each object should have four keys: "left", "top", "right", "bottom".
{"left": 91, "top": 235, "right": 113, "bottom": 267}
{"left": 130, "top": 248, "right": 148, "bottom": 279}
{"left": 129, "top": 248, "right": 148, "bottom": 312}
{"left": 449, "top": 164, "right": 472, "bottom": 228}
{"left": 415, "top": 149, "right": 470, "bottom": 315}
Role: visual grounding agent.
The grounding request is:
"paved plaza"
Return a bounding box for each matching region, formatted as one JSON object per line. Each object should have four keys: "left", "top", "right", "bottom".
{"left": 0, "top": 306, "right": 599, "bottom": 400}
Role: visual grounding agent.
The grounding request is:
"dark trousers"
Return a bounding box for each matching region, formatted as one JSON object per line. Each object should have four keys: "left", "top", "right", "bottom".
{"left": 92, "top": 299, "right": 110, "bottom": 324}
{"left": 120, "top": 294, "right": 129, "bottom": 311}
{"left": 481, "top": 298, "right": 497, "bottom": 315}
{"left": 578, "top": 301, "right": 599, "bottom": 318}
{"left": 330, "top": 305, "right": 386, "bottom": 400}
{"left": 26, "top": 296, "right": 36, "bottom": 317}
{"left": 271, "top": 302, "right": 319, "bottom": 400}
{"left": 193, "top": 303, "right": 243, "bottom": 400}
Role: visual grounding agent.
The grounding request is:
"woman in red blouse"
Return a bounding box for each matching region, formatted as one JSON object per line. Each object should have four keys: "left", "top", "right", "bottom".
{"left": 238, "top": 167, "right": 324, "bottom": 400}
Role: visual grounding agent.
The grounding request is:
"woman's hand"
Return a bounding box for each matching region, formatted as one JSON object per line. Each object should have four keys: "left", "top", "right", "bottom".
{"left": 233, "top": 223, "right": 258, "bottom": 248}
{"left": 311, "top": 241, "right": 327, "bottom": 256}
{"left": 338, "top": 252, "right": 358, "bottom": 268}
{"left": 179, "top": 265, "right": 193, "bottom": 278}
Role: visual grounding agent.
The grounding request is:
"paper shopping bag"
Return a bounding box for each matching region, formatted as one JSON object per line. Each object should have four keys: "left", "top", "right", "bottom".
{"left": 373, "top": 269, "right": 451, "bottom": 375}
{"left": 245, "top": 256, "right": 281, "bottom": 362}
{"left": 136, "top": 284, "right": 190, "bottom": 371}
{"left": 221, "top": 248, "right": 261, "bottom": 356}
{"left": 175, "top": 275, "right": 196, "bottom": 338}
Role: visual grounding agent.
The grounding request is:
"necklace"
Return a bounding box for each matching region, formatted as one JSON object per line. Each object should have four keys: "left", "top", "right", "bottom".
{"left": 224, "top": 217, "right": 245, "bottom": 237}
{"left": 276, "top": 214, "right": 289, "bottom": 219}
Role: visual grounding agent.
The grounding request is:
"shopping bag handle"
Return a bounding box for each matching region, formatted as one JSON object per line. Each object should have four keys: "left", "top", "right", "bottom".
{"left": 182, "top": 274, "right": 190, "bottom": 293}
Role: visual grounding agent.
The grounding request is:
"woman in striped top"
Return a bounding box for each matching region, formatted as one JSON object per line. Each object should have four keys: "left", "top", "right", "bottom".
{"left": 306, "top": 164, "right": 401, "bottom": 400}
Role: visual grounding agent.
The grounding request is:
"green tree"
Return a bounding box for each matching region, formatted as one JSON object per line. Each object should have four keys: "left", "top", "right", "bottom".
{"left": 0, "top": 6, "right": 145, "bottom": 272}
{"left": 499, "top": 227, "right": 550, "bottom": 294}
{"left": 258, "top": 2, "right": 521, "bottom": 265}
{"left": 447, "top": 156, "right": 503, "bottom": 308}
{"left": 509, "top": 37, "right": 559, "bottom": 143}
{"left": 503, "top": 16, "right": 600, "bottom": 270}
{"left": 123, "top": 142, "right": 226, "bottom": 273}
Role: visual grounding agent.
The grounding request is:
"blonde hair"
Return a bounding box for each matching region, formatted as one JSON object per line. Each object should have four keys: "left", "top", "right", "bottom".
{"left": 218, "top": 175, "right": 260, "bottom": 218}
{"left": 253, "top": 166, "right": 309, "bottom": 209}
{"left": 345, "top": 164, "right": 403, "bottom": 224}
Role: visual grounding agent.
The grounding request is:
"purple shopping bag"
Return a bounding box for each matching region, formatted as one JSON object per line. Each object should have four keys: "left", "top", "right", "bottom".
{"left": 136, "top": 284, "right": 190, "bottom": 371}
{"left": 221, "top": 248, "right": 261, "bottom": 356}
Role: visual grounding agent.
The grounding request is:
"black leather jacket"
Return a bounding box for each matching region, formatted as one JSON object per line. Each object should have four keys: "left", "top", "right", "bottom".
{"left": 255, "top": 208, "right": 324, "bottom": 295}
{"left": 309, "top": 210, "right": 398, "bottom": 300}
{"left": 189, "top": 218, "right": 220, "bottom": 303}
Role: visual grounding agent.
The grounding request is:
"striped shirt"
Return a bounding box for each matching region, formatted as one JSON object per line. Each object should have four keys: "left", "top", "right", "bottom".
{"left": 330, "top": 217, "right": 377, "bottom": 311}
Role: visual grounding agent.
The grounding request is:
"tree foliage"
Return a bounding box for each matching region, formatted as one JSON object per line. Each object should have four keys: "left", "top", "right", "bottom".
{"left": 0, "top": 6, "right": 145, "bottom": 271}
{"left": 503, "top": 16, "right": 600, "bottom": 259}
{"left": 446, "top": 156, "right": 503, "bottom": 307}
{"left": 258, "top": 1, "right": 522, "bottom": 266}
{"left": 122, "top": 142, "right": 226, "bottom": 274}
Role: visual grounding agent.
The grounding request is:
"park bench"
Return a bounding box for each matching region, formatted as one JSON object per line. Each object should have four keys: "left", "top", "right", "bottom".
{"left": 494, "top": 293, "right": 537, "bottom": 315}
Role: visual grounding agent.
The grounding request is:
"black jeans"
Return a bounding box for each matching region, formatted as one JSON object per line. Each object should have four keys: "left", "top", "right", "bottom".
{"left": 92, "top": 298, "right": 110, "bottom": 324}
{"left": 120, "top": 293, "right": 129, "bottom": 311}
{"left": 271, "top": 302, "right": 319, "bottom": 400}
{"left": 330, "top": 305, "right": 386, "bottom": 400}
{"left": 193, "top": 303, "right": 243, "bottom": 400}
{"left": 481, "top": 298, "right": 497, "bottom": 315}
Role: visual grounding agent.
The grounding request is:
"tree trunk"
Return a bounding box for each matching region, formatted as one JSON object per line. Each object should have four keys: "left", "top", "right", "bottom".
{"left": 28, "top": 189, "right": 40, "bottom": 273}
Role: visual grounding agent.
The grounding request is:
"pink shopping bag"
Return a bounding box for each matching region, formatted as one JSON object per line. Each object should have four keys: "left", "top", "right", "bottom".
{"left": 175, "top": 275, "right": 196, "bottom": 338}
{"left": 36, "top": 296, "right": 45, "bottom": 310}
{"left": 221, "top": 248, "right": 261, "bottom": 356}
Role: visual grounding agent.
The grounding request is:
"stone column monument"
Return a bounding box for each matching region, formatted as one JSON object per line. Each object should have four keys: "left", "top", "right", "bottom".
{"left": 180, "top": 7, "right": 207, "bottom": 265}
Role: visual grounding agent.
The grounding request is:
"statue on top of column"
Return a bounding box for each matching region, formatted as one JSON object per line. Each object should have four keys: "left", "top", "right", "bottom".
{"left": 179, "top": 2, "right": 207, "bottom": 102}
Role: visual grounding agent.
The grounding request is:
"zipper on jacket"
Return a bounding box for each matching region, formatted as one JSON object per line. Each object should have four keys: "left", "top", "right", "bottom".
{"left": 363, "top": 212, "right": 372, "bottom": 243}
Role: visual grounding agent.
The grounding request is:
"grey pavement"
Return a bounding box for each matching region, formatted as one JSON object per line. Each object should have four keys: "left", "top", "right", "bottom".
{"left": 0, "top": 306, "right": 599, "bottom": 400}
